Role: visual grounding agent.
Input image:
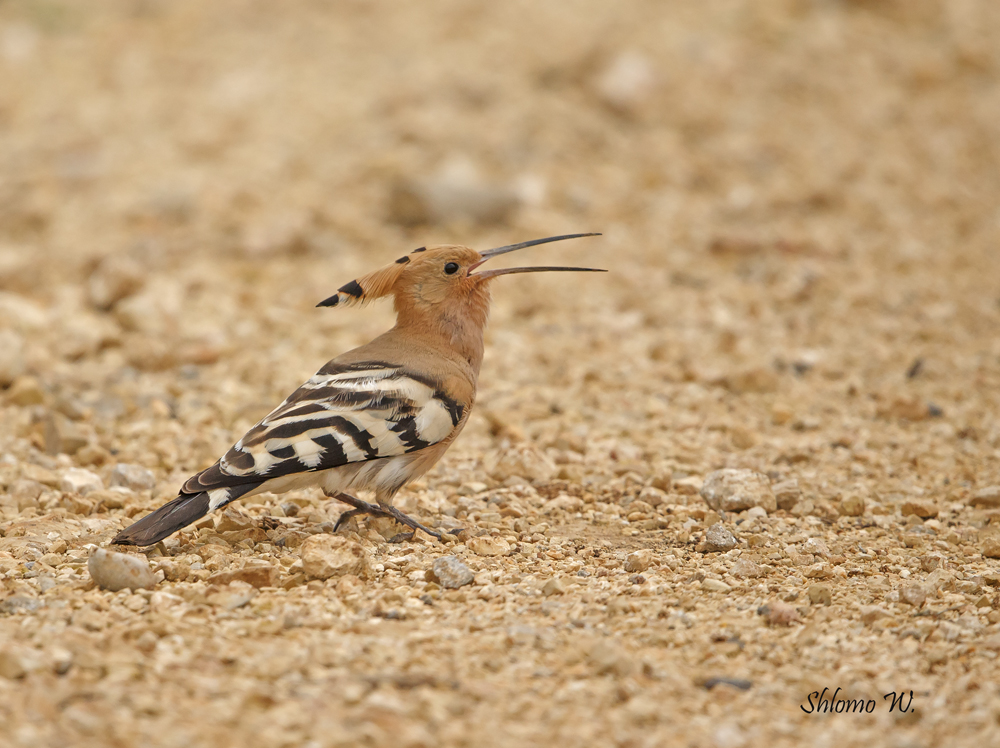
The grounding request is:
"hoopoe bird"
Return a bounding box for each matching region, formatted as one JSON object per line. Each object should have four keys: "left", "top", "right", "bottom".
{"left": 113, "top": 233, "right": 603, "bottom": 546}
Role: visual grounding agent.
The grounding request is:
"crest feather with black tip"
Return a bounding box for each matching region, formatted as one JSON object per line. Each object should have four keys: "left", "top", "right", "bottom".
{"left": 317, "top": 260, "right": 410, "bottom": 308}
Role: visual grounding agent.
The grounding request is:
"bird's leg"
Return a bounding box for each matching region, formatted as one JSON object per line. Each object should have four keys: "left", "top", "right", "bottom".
{"left": 328, "top": 491, "right": 391, "bottom": 532}
{"left": 326, "top": 491, "right": 443, "bottom": 542}
{"left": 378, "top": 503, "right": 444, "bottom": 543}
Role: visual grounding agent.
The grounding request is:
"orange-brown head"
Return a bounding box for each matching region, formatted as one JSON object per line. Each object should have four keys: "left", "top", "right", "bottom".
{"left": 316, "top": 233, "right": 604, "bottom": 318}
{"left": 317, "top": 233, "right": 604, "bottom": 372}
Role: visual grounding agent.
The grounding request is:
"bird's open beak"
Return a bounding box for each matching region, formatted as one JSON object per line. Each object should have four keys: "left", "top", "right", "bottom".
{"left": 469, "top": 233, "right": 606, "bottom": 279}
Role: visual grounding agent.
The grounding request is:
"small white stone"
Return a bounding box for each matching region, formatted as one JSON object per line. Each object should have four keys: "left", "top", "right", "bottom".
{"left": 730, "top": 558, "right": 762, "bottom": 578}
{"left": 703, "top": 523, "right": 738, "bottom": 552}
{"left": 88, "top": 548, "right": 157, "bottom": 591}
{"left": 429, "top": 556, "right": 473, "bottom": 589}
{"left": 109, "top": 463, "right": 156, "bottom": 491}
{"left": 300, "top": 535, "right": 373, "bottom": 580}
{"left": 701, "top": 578, "right": 732, "bottom": 593}
{"left": 701, "top": 469, "right": 776, "bottom": 513}
{"left": 60, "top": 468, "right": 103, "bottom": 496}
{"left": 206, "top": 581, "right": 257, "bottom": 610}
{"left": 638, "top": 486, "right": 667, "bottom": 506}
{"left": 467, "top": 536, "right": 511, "bottom": 557}
{"left": 624, "top": 549, "right": 653, "bottom": 573}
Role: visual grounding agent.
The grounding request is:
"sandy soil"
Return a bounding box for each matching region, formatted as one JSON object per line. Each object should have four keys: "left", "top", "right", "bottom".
{"left": 2, "top": 1, "right": 1000, "bottom": 746}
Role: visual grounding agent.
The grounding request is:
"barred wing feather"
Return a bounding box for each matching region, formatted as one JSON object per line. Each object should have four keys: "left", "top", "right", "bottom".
{"left": 182, "top": 362, "right": 464, "bottom": 495}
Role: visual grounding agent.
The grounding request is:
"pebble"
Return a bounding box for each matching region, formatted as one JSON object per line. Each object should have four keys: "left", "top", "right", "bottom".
{"left": 807, "top": 584, "right": 832, "bottom": 605}
{"left": 623, "top": 549, "right": 652, "bottom": 573}
{"left": 88, "top": 548, "right": 158, "bottom": 591}
{"left": 4, "top": 375, "right": 45, "bottom": 406}
{"left": 300, "top": 535, "right": 373, "bottom": 580}
{"left": 593, "top": 51, "right": 656, "bottom": 115}
{"left": 803, "top": 538, "right": 830, "bottom": 558}
{"left": 712, "top": 724, "right": 748, "bottom": 748}
{"left": 724, "top": 366, "right": 779, "bottom": 394}
{"left": 88, "top": 254, "right": 145, "bottom": 310}
{"left": 877, "top": 395, "right": 929, "bottom": 421}
{"left": 484, "top": 445, "right": 556, "bottom": 483}
{"left": 920, "top": 553, "right": 943, "bottom": 572}
{"left": 458, "top": 481, "right": 488, "bottom": 496}
{"left": 901, "top": 500, "right": 937, "bottom": 519}
{"left": 673, "top": 476, "right": 703, "bottom": 495}
{"left": 701, "top": 579, "right": 732, "bottom": 593}
{"left": 428, "top": 556, "right": 473, "bottom": 589}
{"left": 0, "top": 329, "right": 26, "bottom": 386}
{"left": 900, "top": 584, "right": 927, "bottom": 607}
{"left": 701, "top": 469, "right": 776, "bottom": 513}
{"left": 729, "top": 426, "right": 757, "bottom": 450}
{"left": 860, "top": 606, "right": 894, "bottom": 625}
{"left": 543, "top": 494, "right": 584, "bottom": 514}
{"left": 44, "top": 412, "right": 89, "bottom": 456}
{"left": 542, "top": 577, "right": 567, "bottom": 596}
{"left": 970, "top": 486, "right": 1000, "bottom": 508}
{"left": 730, "top": 558, "right": 762, "bottom": 578}
{"left": 115, "top": 286, "right": 181, "bottom": 342}
{"left": 60, "top": 468, "right": 103, "bottom": 496}
{"left": 588, "top": 640, "right": 635, "bottom": 677}
{"left": 388, "top": 158, "right": 519, "bottom": 227}
{"left": 979, "top": 530, "right": 1000, "bottom": 559}
{"left": 89, "top": 487, "right": 132, "bottom": 510}
{"left": 109, "top": 463, "right": 156, "bottom": 491}
{"left": 925, "top": 569, "right": 955, "bottom": 592}
{"left": 771, "top": 479, "right": 801, "bottom": 510}
{"left": 467, "top": 536, "right": 511, "bottom": 557}
{"left": 207, "top": 565, "right": 277, "bottom": 589}
{"left": 763, "top": 601, "right": 801, "bottom": 626}
{"left": 637, "top": 486, "right": 666, "bottom": 506}
{"left": 838, "top": 495, "right": 866, "bottom": 516}
{"left": 8, "top": 479, "right": 43, "bottom": 509}
{"left": 215, "top": 507, "right": 255, "bottom": 533}
{"left": 0, "top": 648, "right": 31, "bottom": 680}
{"left": 703, "top": 677, "right": 753, "bottom": 691}
{"left": 0, "top": 597, "right": 42, "bottom": 615}
{"left": 702, "top": 523, "right": 738, "bottom": 552}
{"left": 206, "top": 581, "right": 257, "bottom": 609}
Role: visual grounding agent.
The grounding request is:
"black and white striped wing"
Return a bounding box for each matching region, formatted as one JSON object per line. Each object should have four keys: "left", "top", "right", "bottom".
{"left": 181, "top": 361, "right": 465, "bottom": 496}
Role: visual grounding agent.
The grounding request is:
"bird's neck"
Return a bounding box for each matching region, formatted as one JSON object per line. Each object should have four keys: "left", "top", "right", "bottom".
{"left": 394, "top": 287, "right": 490, "bottom": 375}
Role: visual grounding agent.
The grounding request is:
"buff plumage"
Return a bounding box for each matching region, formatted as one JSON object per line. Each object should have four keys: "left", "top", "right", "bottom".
{"left": 113, "top": 234, "right": 603, "bottom": 546}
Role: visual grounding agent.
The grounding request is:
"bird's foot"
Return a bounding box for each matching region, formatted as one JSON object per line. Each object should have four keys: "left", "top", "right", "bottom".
{"left": 330, "top": 493, "right": 390, "bottom": 532}
{"left": 328, "top": 492, "right": 442, "bottom": 541}
{"left": 382, "top": 505, "right": 444, "bottom": 542}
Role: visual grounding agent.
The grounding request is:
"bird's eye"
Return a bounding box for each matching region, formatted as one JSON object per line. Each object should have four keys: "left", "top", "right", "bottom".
{"left": 444, "top": 262, "right": 460, "bottom": 275}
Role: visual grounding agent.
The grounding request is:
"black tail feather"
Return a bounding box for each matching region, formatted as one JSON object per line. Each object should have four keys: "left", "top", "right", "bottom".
{"left": 112, "top": 493, "right": 211, "bottom": 547}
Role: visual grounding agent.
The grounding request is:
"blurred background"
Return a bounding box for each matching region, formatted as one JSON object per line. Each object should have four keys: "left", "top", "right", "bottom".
{"left": 3, "top": 3, "right": 1000, "bottom": 746}
{"left": 1, "top": 0, "right": 999, "bottom": 461}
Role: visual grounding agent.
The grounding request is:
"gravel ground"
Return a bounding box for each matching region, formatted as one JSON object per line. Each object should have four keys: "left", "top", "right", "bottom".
{"left": 2, "top": 1, "right": 1000, "bottom": 746}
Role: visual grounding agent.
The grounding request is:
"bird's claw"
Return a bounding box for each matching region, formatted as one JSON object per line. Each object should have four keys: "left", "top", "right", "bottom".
{"left": 328, "top": 492, "right": 444, "bottom": 542}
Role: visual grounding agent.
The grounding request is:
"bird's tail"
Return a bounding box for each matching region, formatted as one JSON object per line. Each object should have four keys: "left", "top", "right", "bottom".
{"left": 112, "top": 493, "right": 211, "bottom": 546}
